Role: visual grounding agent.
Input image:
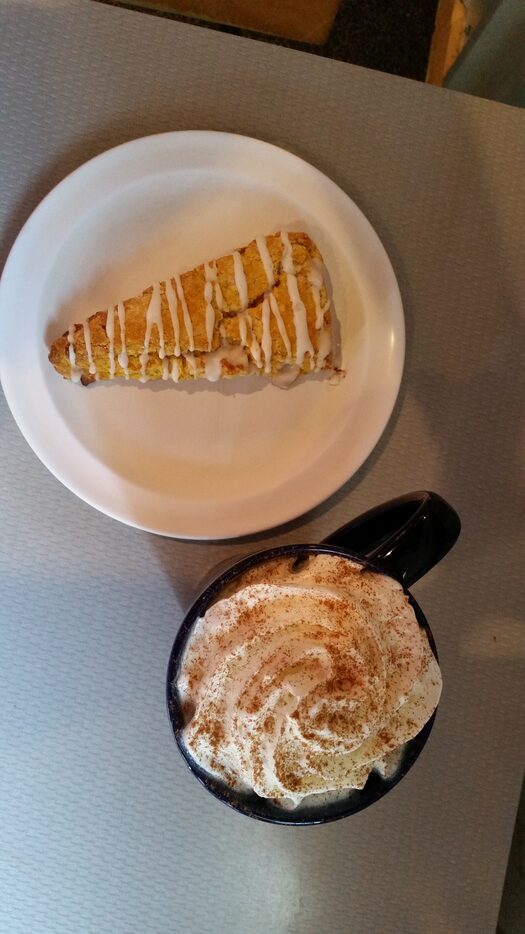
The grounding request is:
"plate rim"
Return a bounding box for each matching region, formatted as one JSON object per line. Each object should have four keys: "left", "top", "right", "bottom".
{"left": 0, "top": 130, "right": 405, "bottom": 539}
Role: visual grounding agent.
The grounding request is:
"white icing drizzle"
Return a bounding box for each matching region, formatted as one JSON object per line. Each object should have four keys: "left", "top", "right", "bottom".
{"left": 224, "top": 345, "right": 249, "bottom": 369}
{"left": 272, "top": 364, "right": 301, "bottom": 388}
{"left": 104, "top": 307, "right": 115, "bottom": 379}
{"left": 165, "top": 279, "right": 181, "bottom": 357}
{"left": 232, "top": 250, "right": 248, "bottom": 310}
{"left": 67, "top": 326, "right": 81, "bottom": 383}
{"left": 256, "top": 236, "right": 275, "bottom": 288}
{"left": 204, "top": 345, "right": 250, "bottom": 382}
{"left": 175, "top": 274, "right": 194, "bottom": 351}
{"left": 311, "top": 289, "right": 323, "bottom": 330}
{"left": 204, "top": 262, "right": 216, "bottom": 352}
{"left": 83, "top": 320, "right": 98, "bottom": 379}
{"left": 116, "top": 301, "right": 129, "bottom": 378}
{"left": 205, "top": 260, "right": 223, "bottom": 310}
{"left": 269, "top": 292, "right": 292, "bottom": 362}
{"left": 140, "top": 282, "right": 163, "bottom": 383}
{"left": 249, "top": 331, "right": 262, "bottom": 369}
{"left": 170, "top": 357, "right": 180, "bottom": 383}
{"left": 214, "top": 281, "right": 224, "bottom": 311}
{"left": 185, "top": 353, "right": 197, "bottom": 378}
{"left": 238, "top": 311, "right": 249, "bottom": 347}
{"left": 308, "top": 260, "right": 324, "bottom": 288}
{"left": 280, "top": 229, "right": 294, "bottom": 275}
{"left": 162, "top": 357, "right": 169, "bottom": 380}
{"left": 261, "top": 296, "right": 272, "bottom": 374}
{"left": 205, "top": 305, "right": 215, "bottom": 348}
{"left": 315, "top": 327, "right": 332, "bottom": 371}
{"left": 151, "top": 281, "right": 165, "bottom": 358}
{"left": 287, "top": 274, "right": 315, "bottom": 369}
{"left": 308, "top": 262, "right": 324, "bottom": 329}
{"left": 238, "top": 311, "right": 262, "bottom": 368}
{"left": 204, "top": 350, "right": 223, "bottom": 383}
{"left": 281, "top": 230, "right": 315, "bottom": 369}
{"left": 308, "top": 258, "right": 330, "bottom": 329}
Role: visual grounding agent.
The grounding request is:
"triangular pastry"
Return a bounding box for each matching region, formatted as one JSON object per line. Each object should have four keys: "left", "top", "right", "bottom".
{"left": 48, "top": 231, "right": 335, "bottom": 385}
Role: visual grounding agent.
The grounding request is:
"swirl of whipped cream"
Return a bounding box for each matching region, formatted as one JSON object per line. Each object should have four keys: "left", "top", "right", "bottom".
{"left": 178, "top": 555, "right": 441, "bottom": 805}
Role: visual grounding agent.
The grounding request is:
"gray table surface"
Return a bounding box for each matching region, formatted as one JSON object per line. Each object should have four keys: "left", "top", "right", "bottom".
{"left": 1, "top": 2, "right": 524, "bottom": 933}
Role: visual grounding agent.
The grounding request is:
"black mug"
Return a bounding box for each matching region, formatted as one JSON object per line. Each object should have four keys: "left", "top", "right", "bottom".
{"left": 167, "top": 491, "right": 460, "bottom": 825}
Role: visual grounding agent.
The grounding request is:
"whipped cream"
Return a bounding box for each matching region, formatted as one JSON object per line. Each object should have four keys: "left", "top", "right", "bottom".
{"left": 178, "top": 554, "right": 441, "bottom": 806}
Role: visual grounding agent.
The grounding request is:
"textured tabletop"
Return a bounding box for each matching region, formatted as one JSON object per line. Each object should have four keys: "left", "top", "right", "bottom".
{"left": 1, "top": 2, "right": 524, "bottom": 933}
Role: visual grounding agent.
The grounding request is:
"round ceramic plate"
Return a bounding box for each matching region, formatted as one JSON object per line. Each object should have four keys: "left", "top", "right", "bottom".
{"left": 0, "top": 132, "right": 404, "bottom": 539}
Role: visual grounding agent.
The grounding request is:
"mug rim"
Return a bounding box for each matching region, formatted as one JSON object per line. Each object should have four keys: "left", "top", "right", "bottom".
{"left": 166, "top": 542, "right": 438, "bottom": 826}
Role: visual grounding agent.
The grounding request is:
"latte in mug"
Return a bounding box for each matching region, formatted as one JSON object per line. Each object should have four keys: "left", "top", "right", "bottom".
{"left": 177, "top": 553, "right": 441, "bottom": 807}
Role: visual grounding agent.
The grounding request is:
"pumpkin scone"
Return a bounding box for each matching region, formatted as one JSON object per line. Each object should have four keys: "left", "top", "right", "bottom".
{"left": 48, "top": 231, "right": 336, "bottom": 385}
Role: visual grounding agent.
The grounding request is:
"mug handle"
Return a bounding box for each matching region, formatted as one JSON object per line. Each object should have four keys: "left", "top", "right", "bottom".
{"left": 322, "top": 491, "right": 460, "bottom": 589}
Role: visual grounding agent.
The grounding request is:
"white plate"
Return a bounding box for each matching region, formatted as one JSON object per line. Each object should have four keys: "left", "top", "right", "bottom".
{"left": 0, "top": 131, "right": 404, "bottom": 539}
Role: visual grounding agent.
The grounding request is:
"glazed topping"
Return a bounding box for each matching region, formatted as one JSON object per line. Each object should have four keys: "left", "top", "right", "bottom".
{"left": 105, "top": 306, "right": 115, "bottom": 379}
{"left": 170, "top": 357, "right": 180, "bottom": 383}
{"left": 178, "top": 554, "right": 442, "bottom": 805}
{"left": 204, "top": 349, "right": 223, "bottom": 383}
{"left": 116, "top": 301, "right": 129, "bottom": 377}
{"left": 281, "top": 231, "right": 315, "bottom": 369}
{"left": 174, "top": 274, "right": 194, "bottom": 352}
{"left": 185, "top": 352, "right": 197, "bottom": 378}
{"left": 248, "top": 323, "right": 263, "bottom": 369}
{"left": 140, "top": 282, "right": 164, "bottom": 383}
{"left": 238, "top": 310, "right": 249, "bottom": 348}
{"left": 256, "top": 236, "right": 275, "bottom": 288}
{"left": 261, "top": 297, "right": 272, "bottom": 373}
{"left": 214, "top": 280, "right": 224, "bottom": 311}
{"left": 204, "top": 263, "right": 216, "bottom": 352}
{"left": 232, "top": 250, "right": 249, "bottom": 311}
{"left": 315, "top": 327, "right": 332, "bottom": 372}
{"left": 237, "top": 310, "right": 262, "bottom": 369}
{"left": 165, "top": 279, "right": 181, "bottom": 358}
{"left": 67, "top": 325, "right": 82, "bottom": 383}
{"left": 204, "top": 345, "right": 249, "bottom": 382}
{"left": 269, "top": 292, "right": 292, "bottom": 362}
{"left": 272, "top": 364, "right": 301, "bottom": 388}
{"left": 83, "top": 320, "right": 98, "bottom": 378}
{"left": 308, "top": 257, "right": 330, "bottom": 330}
